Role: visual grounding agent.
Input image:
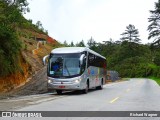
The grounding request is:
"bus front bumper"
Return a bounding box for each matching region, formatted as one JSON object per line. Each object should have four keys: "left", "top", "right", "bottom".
{"left": 47, "top": 82, "right": 84, "bottom": 91}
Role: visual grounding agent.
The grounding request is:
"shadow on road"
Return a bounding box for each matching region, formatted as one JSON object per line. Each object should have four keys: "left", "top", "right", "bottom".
{"left": 46, "top": 88, "right": 102, "bottom": 96}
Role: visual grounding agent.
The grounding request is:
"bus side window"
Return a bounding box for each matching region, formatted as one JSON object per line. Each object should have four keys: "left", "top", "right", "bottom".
{"left": 81, "top": 58, "right": 86, "bottom": 73}
{"left": 88, "top": 53, "right": 98, "bottom": 67}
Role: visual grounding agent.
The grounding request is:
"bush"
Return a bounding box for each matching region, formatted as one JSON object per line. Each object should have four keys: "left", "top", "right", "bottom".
{"left": 113, "top": 56, "right": 152, "bottom": 78}
{"left": 0, "top": 24, "right": 21, "bottom": 77}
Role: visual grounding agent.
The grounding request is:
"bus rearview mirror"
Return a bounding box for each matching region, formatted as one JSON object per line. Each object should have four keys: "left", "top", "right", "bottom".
{"left": 43, "top": 55, "right": 49, "bottom": 65}
{"left": 80, "top": 54, "right": 85, "bottom": 66}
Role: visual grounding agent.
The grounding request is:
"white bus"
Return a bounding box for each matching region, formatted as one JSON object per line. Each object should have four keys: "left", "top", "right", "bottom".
{"left": 43, "top": 47, "right": 107, "bottom": 94}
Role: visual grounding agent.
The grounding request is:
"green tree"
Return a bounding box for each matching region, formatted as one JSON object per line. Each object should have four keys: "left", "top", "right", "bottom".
{"left": 120, "top": 24, "right": 142, "bottom": 57}
{"left": 121, "top": 24, "right": 141, "bottom": 43}
{"left": 148, "top": 0, "right": 160, "bottom": 51}
{"left": 36, "top": 21, "right": 42, "bottom": 29}
{"left": 153, "top": 51, "right": 160, "bottom": 66}
{"left": 0, "top": 1, "right": 26, "bottom": 77}
{"left": 0, "top": 24, "right": 21, "bottom": 76}
{"left": 63, "top": 40, "right": 69, "bottom": 47}
{"left": 0, "top": 1, "right": 28, "bottom": 29}
{"left": 4, "top": 0, "right": 29, "bottom": 13}
{"left": 70, "top": 41, "right": 75, "bottom": 47}
{"left": 87, "top": 37, "right": 97, "bottom": 50}
{"left": 76, "top": 40, "right": 85, "bottom": 47}
{"left": 147, "top": 0, "right": 160, "bottom": 67}
{"left": 148, "top": 0, "right": 160, "bottom": 47}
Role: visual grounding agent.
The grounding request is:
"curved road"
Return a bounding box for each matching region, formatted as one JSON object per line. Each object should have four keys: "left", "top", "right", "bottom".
{"left": 1, "top": 78, "right": 160, "bottom": 120}
{"left": 19, "top": 78, "right": 160, "bottom": 111}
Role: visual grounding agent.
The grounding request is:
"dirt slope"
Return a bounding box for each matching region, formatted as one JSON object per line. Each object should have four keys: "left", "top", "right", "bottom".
{"left": 0, "top": 66, "right": 48, "bottom": 99}
{"left": 0, "top": 28, "right": 59, "bottom": 95}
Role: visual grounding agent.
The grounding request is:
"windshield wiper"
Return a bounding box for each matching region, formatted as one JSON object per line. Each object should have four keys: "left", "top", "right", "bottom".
{"left": 64, "top": 64, "right": 71, "bottom": 76}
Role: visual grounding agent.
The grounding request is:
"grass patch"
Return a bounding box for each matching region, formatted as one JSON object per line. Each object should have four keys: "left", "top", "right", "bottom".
{"left": 121, "top": 78, "right": 130, "bottom": 81}
{"left": 148, "top": 76, "right": 160, "bottom": 85}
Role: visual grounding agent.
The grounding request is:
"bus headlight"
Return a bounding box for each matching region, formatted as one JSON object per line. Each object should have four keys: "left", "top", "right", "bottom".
{"left": 48, "top": 79, "right": 52, "bottom": 83}
{"left": 73, "top": 79, "right": 81, "bottom": 83}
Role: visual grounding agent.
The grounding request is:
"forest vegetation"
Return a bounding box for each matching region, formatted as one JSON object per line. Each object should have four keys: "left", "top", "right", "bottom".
{"left": 0, "top": 0, "right": 55, "bottom": 77}
{"left": 0, "top": 0, "right": 60, "bottom": 92}
{"left": 0, "top": 0, "right": 160, "bottom": 88}
{"left": 63, "top": 0, "right": 160, "bottom": 84}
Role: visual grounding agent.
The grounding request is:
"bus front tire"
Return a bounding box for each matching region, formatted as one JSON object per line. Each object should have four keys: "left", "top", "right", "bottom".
{"left": 48, "top": 89, "right": 53, "bottom": 93}
{"left": 83, "top": 82, "right": 89, "bottom": 94}
{"left": 56, "top": 90, "right": 62, "bottom": 95}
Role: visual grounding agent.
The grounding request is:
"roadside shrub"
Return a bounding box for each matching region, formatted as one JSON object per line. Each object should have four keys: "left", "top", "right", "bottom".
{"left": 0, "top": 24, "right": 21, "bottom": 77}
{"left": 114, "top": 56, "right": 152, "bottom": 78}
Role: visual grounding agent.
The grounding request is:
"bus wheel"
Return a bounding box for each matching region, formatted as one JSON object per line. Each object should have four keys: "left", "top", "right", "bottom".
{"left": 97, "top": 80, "right": 103, "bottom": 90}
{"left": 48, "top": 89, "right": 53, "bottom": 93}
{"left": 83, "top": 82, "right": 89, "bottom": 94}
{"left": 56, "top": 90, "right": 62, "bottom": 95}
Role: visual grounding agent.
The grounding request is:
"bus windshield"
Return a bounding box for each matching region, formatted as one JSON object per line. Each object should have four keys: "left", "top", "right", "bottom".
{"left": 48, "top": 53, "right": 81, "bottom": 78}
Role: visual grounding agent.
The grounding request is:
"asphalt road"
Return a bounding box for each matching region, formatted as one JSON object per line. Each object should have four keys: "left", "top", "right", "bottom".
{"left": 1, "top": 78, "right": 160, "bottom": 120}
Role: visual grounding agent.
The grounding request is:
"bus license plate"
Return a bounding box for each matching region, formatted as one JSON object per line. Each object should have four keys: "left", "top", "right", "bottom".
{"left": 59, "top": 86, "right": 65, "bottom": 88}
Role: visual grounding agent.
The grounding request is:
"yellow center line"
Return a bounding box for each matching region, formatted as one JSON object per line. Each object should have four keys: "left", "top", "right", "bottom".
{"left": 110, "top": 97, "right": 119, "bottom": 103}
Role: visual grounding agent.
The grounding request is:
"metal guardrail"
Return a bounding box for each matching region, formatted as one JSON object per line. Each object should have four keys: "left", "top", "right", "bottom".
{"left": 107, "top": 71, "right": 120, "bottom": 82}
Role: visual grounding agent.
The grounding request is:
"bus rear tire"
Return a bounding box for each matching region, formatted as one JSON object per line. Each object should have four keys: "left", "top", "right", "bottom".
{"left": 56, "top": 90, "right": 62, "bottom": 95}
{"left": 97, "top": 80, "right": 103, "bottom": 90}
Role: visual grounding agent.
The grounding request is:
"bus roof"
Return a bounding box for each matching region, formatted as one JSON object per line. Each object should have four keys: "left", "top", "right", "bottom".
{"left": 51, "top": 47, "right": 106, "bottom": 59}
